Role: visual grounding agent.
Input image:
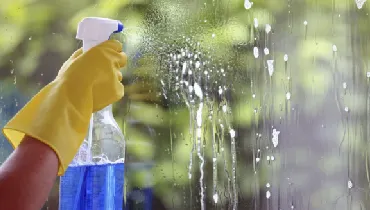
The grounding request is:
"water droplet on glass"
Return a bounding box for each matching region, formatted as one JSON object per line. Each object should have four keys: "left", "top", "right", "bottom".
{"left": 271, "top": 156, "right": 275, "bottom": 161}
{"left": 29, "top": 37, "right": 32, "bottom": 40}
{"left": 356, "top": 0, "right": 367, "bottom": 9}
{"left": 367, "top": 72, "right": 370, "bottom": 78}
{"left": 304, "top": 20, "right": 308, "bottom": 25}
{"left": 266, "top": 191, "right": 271, "bottom": 199}
{"left": 284, "top": 54, "right": 289, "bottom": 61}
{"left": 10, "top": 69, "right": 14, "bottom": 74}
{"left": 286, "top": 92, "right": 291, "bottom": 100}
{"left": 256, "top": 157, "right": 260, "bottom": 162}
{"left": 213, "top": 193, "right": 219, "bottom": 203}
{"left": 212, "top": 33, "right": 216, "bottom": 38}
{"left": 253, "top": 47, "right": 259, "bottom": 58}
{"left": 266, "top": 183, "right": 271, "bottom": 188}
{"left": 272, "top": 129, "right": 280, "bottom": 147}
{"left": 267, "top": 60, "right": 274, "bottom": 76}
{"left": 196, "top": 128, "right": 202, "bottom": 138}
{"left": 194, "top": 83, "right": 203, "bottom": 99}
{"left": 343, "top": 82, "right": 347, "bottom": 89}
{"left": 252, "top": 94, "right": 256, "bottom": 98}
{"left": 254, "top": 18, "right": 259, "bottom": 28}
{"left": 218, "top": 86, "right": 223, "bottom": 95}
{"left": 344, "top": 106, "right": 349, "bottom": 112}
{"left": 332, "top": 44, "right": 338, "bottom": 52}
{"left": 222, "top": 105, "right": 227, "bottom": 113}
{"left": 265, "top": 24, "right": 271, "bottom": 34}
{"left": 244, "top": 0, "right": 253, "bottom": 9}
{"left": 267, "top": 156, "right": 271, "bottom": 161}
{"left": 348, "top": 180, "right": 353, "bottom": 188}
{"left": 230, "top": 129, "right": 236, "bottom": 138}
{"left": 264, "top": 48, "right": 270, "bottom": 55}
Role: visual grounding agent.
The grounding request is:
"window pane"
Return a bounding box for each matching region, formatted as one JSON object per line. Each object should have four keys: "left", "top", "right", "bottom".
{"left": 1, "top": 0, "right": 370, "bottom": 209}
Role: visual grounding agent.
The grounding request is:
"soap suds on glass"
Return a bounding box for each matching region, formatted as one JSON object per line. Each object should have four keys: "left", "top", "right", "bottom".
{"left": 356, "top": 0, "right": 367, "bottom": 9}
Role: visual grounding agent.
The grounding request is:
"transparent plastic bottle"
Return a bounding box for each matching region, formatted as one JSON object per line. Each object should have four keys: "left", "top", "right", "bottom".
{"left": 59, "top": 17, "right": 126, "bottom": 210}
{"left": 91, "top": 104, "right": 125, "bottom": 163}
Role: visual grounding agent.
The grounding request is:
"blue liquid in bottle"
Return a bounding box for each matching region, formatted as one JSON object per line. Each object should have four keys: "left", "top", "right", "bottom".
{"left": 60, "top": 163, "right": 125, "bottom": 210}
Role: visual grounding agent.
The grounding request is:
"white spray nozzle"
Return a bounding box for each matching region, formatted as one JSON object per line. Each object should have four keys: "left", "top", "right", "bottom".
{"left": 76, "top": 17, "right": 124, "bottom": 52}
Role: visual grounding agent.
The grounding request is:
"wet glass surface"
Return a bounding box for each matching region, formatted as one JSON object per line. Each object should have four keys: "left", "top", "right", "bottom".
{"left": 1, "top": 0, "right": 370, "bottom": 209}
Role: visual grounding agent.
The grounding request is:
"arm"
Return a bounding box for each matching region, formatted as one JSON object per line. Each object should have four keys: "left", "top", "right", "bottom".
{"left": 0, "top": 136, "right": 58, "bottom": 210}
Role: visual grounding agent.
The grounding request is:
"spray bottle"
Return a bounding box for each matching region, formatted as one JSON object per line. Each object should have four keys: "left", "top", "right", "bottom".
{"left": 59, "top": 17, "right": 126, "bottom": 210}
{"left": 74, "top": 17, "right": 125, "bottom": 164}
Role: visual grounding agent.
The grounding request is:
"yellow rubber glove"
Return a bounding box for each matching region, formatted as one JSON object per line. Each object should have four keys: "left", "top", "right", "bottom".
{"left": 2, "top": 40, "right": 127, "bottom": 175}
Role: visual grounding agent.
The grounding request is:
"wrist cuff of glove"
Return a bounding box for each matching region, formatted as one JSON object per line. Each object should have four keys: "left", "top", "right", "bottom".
{"left": 2, "top": 83, "right": 92, "bottom": 175}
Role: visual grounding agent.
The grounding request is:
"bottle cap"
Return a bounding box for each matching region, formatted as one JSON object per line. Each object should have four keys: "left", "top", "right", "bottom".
{"left": 76, "top": 17, "right": 124, "bottom": 41}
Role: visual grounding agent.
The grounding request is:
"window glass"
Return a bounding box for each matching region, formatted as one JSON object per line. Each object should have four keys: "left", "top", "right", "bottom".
{"left": 1, "top": 0, "right": 370, "bottom": 209}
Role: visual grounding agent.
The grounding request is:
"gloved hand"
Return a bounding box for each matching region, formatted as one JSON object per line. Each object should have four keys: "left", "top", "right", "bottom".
{"left": 2, "top": 40, "right": 127, "bottom": 175}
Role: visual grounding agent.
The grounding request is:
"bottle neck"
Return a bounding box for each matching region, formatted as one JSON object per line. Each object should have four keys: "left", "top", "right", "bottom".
{"left": 98, "top": 104, "right": 113, "bottom": 113}
{"left": 94, "top": 104, "right": 119, "bottom": 129}
{"left": 94, "top": 104, "right": 114, "bottom": 122}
